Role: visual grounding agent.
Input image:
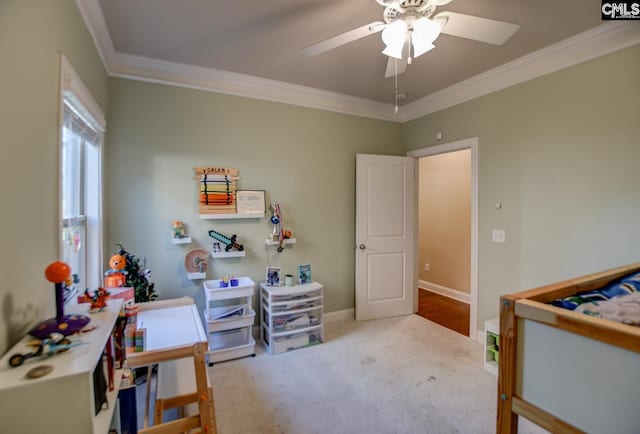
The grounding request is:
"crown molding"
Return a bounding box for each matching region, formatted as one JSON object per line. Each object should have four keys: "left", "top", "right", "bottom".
{"left": 75, "top": 0, "right": 117, "bottom": 73}
{"left": 76, "top": 0, "right": 640, "bottom": 124}
{"left": 398, "top": 22, "right": 640, "bottom": 122}
{"left": 108, "top": 52, "right": 398, "bottom": 121}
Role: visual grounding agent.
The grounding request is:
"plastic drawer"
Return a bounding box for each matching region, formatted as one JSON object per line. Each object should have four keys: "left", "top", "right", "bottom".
{"left": 272, "top": 310, "right": 321, "bottom": 333}
{"left": 272, "top": 328, "right": 322, "bottom": 354}
{"left": 204, "top": 307, "right": 255, "bottom": 332}
{"left": 270, "top": 289, "right": 322, "bottom": 303}
{"left": 208, "top": 328, "right": 251, "bottom": 352}
{"left": 271, "top": 297, "right": 322, "bottom": 313}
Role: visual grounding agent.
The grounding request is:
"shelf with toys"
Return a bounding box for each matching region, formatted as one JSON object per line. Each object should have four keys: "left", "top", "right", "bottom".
{"left": 211, "top": 250, "right": 246, "bottom": 258}
{"left": 266, "top": 201, "right": 296, "bottom": 252}
{"left": 0, "top": 261, "right": 125, "bottom": 434}
{"left": 194, "top": 167, "right": 265, "bottom": 220}
{"left": 200, "top": 212, "right": 264, "bottom": 220}
{"left": 170, "top": 220, "right": 192, "bottom": 244}
{"left": 265, "top": 238, "right": 296, "bottom": 246}
{"left": 208, "top": 228, "right": 246, "bottom": 259}
{"left": 202, "top": 276, "right": 257, "bottom": 364}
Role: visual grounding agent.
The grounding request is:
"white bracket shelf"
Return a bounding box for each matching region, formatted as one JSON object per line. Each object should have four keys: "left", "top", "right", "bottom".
{"left": 200, "top": 213, "right": 264, "bottom": 220}
{"left": 210, "top": 250, "right": 246, "bottom": 259}
{"left": 172, "top": 236, "right": 192, "bottom": 244}
{"left": 187, "top": 272, "right": 207, "bottom": 280}
{"left": 265, "top": 238, "right": 296, "bottom": 246}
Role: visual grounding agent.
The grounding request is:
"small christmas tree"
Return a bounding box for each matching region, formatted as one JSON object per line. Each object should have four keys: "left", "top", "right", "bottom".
{"left": 115, "top": 243, "right": 157, "bottom": 303}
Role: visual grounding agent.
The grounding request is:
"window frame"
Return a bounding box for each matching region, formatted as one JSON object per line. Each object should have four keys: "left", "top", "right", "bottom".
{"left": 58, "top": 54, "right": 106, "bottom": 302}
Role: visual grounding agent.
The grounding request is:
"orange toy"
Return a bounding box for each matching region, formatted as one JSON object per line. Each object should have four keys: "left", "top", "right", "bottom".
{"left": 105, "top": 254, "right": 127, "bottom": 287}
{"left": 45, "top": 261, "right": 71, "bottom": 284}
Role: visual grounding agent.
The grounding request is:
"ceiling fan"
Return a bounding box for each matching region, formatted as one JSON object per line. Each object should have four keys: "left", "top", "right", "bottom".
{"left": 303, "top": 0, "right": 520, "bottom": 78}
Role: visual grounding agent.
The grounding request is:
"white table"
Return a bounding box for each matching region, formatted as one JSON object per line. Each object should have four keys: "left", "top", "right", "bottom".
{"left": 125, "top": 302, "right": 211, "bottom": 430}
{"left": 136, "top": 304, "right": 207, "bottom": 351}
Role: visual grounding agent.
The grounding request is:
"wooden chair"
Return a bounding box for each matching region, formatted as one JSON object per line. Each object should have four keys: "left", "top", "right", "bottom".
{"left": 135, "top": 342, "right": 216, "bottom": 434}
{"left": 127, "top": 297, "right": 216, "bottom": 434}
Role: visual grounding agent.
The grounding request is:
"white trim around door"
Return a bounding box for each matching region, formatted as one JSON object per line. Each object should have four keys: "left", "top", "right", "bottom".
{"left": 408, "top": 137, "right": 479, "bottom": 341}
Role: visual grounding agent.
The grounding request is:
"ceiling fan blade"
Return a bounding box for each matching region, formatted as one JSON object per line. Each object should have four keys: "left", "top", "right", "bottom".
{"left": 435, "top": 12, "right": 519, "bottom": 45}
{"left": 303, "top": 21, "right": 385, "bottom": 56}
{"left": 384, "top": 56, "right": 407, "bottom": 78}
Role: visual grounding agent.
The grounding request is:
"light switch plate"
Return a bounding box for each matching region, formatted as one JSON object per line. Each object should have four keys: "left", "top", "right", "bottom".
{"left": 492, "top": 229, "right": 506, "bottom": 243}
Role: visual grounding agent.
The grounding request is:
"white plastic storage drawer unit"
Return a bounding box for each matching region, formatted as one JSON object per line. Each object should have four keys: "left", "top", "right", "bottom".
{"left": 203, "top": 277, "right": 256, "bottom": 364}
{"left": 260, "top": 281, "right": 324, "bottom": 355}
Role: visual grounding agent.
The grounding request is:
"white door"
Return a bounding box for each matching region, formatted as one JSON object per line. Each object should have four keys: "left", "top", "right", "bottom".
{"left": 355, "top": 154, "right": 415, "bottom": 321}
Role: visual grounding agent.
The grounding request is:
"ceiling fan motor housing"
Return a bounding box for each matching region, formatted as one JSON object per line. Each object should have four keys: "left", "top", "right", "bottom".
{"left": 381, "top": 0, "right": 437, "bottom": 25}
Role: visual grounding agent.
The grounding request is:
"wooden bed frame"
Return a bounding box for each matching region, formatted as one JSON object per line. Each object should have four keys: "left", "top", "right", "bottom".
{"left": 497, "top": 262, "right": 640, "bottom": 434}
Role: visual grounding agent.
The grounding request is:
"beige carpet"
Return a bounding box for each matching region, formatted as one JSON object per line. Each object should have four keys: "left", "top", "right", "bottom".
{"left": 208, "top": 314, "right": 545, "bottom": 434}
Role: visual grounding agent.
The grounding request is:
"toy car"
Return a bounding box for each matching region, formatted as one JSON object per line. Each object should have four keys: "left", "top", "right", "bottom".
{"left": 8, "top": 333, "right": 86, "bottom": 368}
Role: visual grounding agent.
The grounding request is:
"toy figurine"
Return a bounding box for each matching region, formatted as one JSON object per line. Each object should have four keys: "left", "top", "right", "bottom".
{"left": 208, "top": 229, "right": 244, "bottom": 251}
{"left": 84, "top": 287, "right": 111, "bottom": 313}
{"left": 8, "top": 333, "right": 86, "bottom": 368}
{"left": 104, "top": 254, "right": 127, "bottom": 287}
{"left": 171, "top": 220, "right": 187, "bottom": 238}
{"left": 270, "top": 202, "right": 291, "bottom": 252}
{"left": 270, "top": 202, "right": 281, "bottom": 241}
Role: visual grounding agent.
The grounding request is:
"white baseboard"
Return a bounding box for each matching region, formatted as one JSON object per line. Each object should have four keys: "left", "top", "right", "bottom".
{"left": 419, "top": 280, "right": 470, "bottom": 304}
{"left": 324, "top": 308, "right": 354, "bottom": 322}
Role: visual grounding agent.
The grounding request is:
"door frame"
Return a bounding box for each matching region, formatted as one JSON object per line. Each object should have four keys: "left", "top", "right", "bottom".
{"left": 407, "top": 137, "right": 479, "bottom": 340}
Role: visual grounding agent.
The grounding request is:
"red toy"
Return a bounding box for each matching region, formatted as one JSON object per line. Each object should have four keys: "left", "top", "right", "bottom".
{"left": 84, "top": 287, "right": 111, "bottom": 313}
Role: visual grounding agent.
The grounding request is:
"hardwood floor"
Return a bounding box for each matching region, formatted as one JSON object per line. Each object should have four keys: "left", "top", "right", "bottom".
{"left": 417, "top": 289, "right": 470, "bottom": 336}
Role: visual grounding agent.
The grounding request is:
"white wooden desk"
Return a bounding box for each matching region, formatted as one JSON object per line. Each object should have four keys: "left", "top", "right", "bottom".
{"left": 125, "top": 302, "right": 214, "bottom": 433}
{"left": 126, "top": 303, "right": 207, "bottom": 367}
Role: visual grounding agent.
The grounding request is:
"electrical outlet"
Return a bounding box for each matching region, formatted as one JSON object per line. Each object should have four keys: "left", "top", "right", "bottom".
{"left": 424, "top": 263, "right": 430, "bottom": 272}
{"left": 492, "top": 229, "right": 506, "bottom": 243}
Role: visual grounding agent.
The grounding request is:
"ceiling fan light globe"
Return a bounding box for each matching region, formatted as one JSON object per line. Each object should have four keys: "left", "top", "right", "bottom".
{"left": 381, "top": 19, "right": 408, "bottom": 55}
{"left": 412, "top": 40, "right": 435, "bottom": 58}
{"left": 382, "top": 44, "right": 404, "bottom": 59}
{"left": 413, "top": 17, "right": 442, "bottom": 44}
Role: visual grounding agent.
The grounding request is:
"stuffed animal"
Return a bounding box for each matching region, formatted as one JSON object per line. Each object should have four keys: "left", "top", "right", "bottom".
{"left": 104, "top": 254, "right": 127, "bottom": 287}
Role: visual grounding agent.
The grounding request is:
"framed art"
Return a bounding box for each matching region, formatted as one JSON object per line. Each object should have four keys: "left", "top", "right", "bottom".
{"left": 266, "top": 266, "right": 281, "bottom": 286}
{"left": 236, "top": 190, "right": 266, "bottom": 215}
{"left": 298, "top": 264, "right": 312, "bottom": 284}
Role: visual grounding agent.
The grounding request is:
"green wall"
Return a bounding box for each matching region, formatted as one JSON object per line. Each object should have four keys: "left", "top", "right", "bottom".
{"left": 404, "top": 44, "right": 640, "bottom": 332}
{"left": 1, "top": 0, "right": 637, "bottom": 357}
{"left": 106, "top": 78, "right": 403, "bottom": 313}
{"left": 0, "top": 0, "right": 108, "bottom": 355}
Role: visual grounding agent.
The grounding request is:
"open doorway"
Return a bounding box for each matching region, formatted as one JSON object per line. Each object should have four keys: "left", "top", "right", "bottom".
{"left": 417, "top": 149, "right": 470, "bottom": 335}
{"left": 408, "top": 138, "right": 478, "bottom": 339}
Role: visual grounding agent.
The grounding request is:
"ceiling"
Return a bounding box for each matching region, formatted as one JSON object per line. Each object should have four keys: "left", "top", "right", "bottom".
{"left": 83, "top": 0, "right": 637, "bottom": 120}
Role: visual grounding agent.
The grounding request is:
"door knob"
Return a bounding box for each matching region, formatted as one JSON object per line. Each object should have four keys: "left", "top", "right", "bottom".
{"left": 359, "top": 244, "right": 366, "bottom": 250}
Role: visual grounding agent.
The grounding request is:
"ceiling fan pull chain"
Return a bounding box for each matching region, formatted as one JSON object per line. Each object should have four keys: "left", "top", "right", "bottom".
{"left": 394, "top": 58, "right": 399, "bottom": 114}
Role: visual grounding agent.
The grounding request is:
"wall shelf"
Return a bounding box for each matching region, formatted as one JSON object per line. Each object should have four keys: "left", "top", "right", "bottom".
{"left": 200, "top": 213, "right": 264, "bottom": 220}
{"left": 171, "top": 236, "right": 192, "bottom": 244}
{"left": 210, "top": 250, "right": 246, "bottom": 259}
{"left": 484, "top": 317, "right": 499, "bottom": 376}
{"left": 265, "top": 238, "right": 296, "bottom": 246}
{"left": 187, "top": 272, "right": 207, "bottom": 280}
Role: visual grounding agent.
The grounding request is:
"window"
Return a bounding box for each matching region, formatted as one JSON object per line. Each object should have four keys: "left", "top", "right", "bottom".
{"left": 59, "top": 55, "right": 106, "bottom": 303}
